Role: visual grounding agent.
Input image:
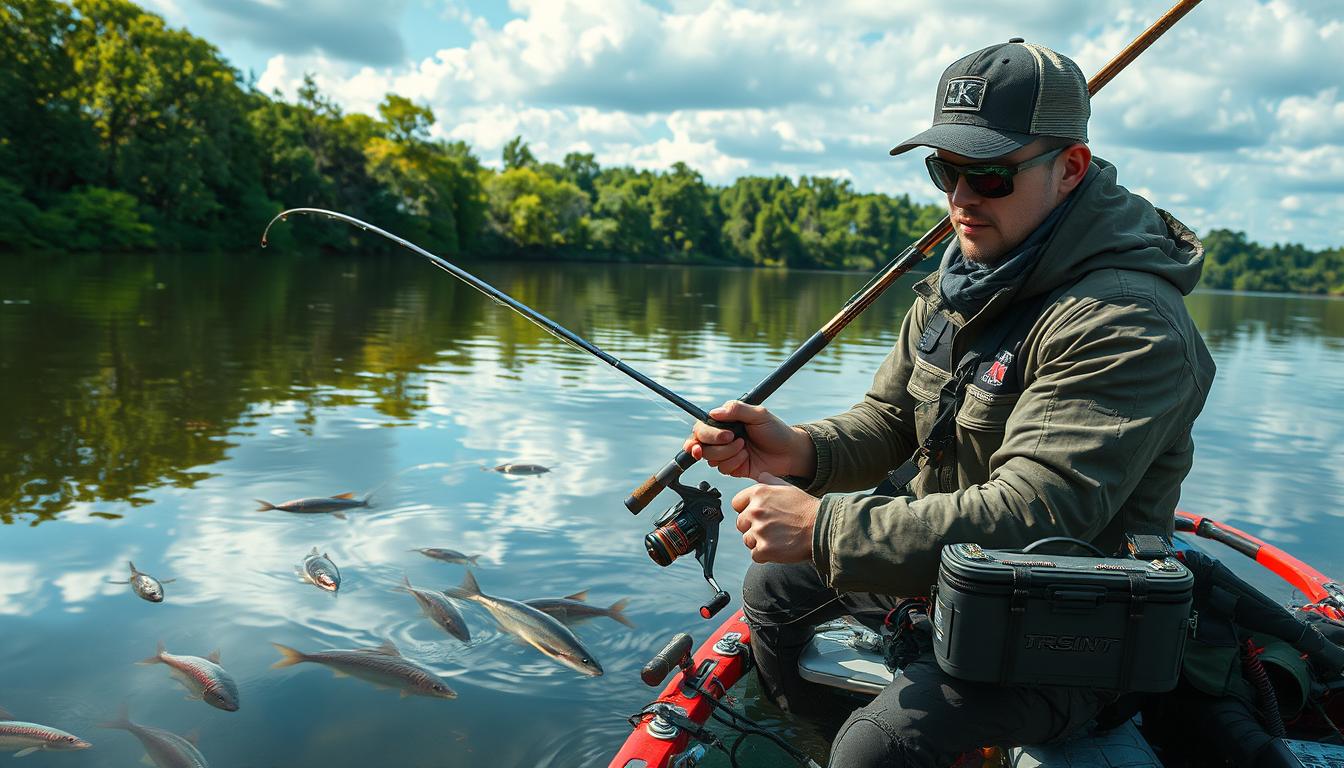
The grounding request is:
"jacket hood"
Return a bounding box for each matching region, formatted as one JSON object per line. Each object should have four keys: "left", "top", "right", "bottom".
{"left": 1019, "top": 157, "right": 1205, "bottom": 299}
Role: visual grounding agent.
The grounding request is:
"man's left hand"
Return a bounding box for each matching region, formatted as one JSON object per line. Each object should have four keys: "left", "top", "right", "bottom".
{"left": 732, "top": 472, "right": 820, "bottom": 564}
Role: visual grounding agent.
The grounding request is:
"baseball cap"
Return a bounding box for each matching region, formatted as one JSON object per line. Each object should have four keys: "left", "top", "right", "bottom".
{"left": 889, "top": 39, "right": 1089, "bottom": 159}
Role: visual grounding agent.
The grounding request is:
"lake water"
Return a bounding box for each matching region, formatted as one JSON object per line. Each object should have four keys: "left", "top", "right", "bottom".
{"left": 1, "top": 251, "right": 1342, "bottom": 767}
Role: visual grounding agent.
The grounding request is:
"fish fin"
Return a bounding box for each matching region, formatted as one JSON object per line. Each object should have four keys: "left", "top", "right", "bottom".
{"left": 395, "top": 574, "right": 413, "bottom": 594}
{"left": 442, "top": 569, "right": 483, "bottom": 600}
{"left": 128, "top": 561, "right": 139, "bottom": 575}
{"left": 563, "top": 589, "right": 589, "bottom": 602}
{"left": 400, "top": 689, "right": 410, "bottom": 698}
{"left": 106, "top": 579, "right": 129, "bottom": 584}
{"left": 159, "top": 578, "right": 176, "bottom": 584}
{"left": 184, "top": 728, "right": 200, "bottom": 746}
{"left": 270, "top": 643, "right": 307, "bottom": 669}
{"left": 308, "top": 546, "right": 319, "bottom": 556}
{"left": 136, "top": 640, "right": 164, "bottom": 665}
{"left": 14, "top": 747, "right": 39, "bottom": 757}
{"left": 331, "top": 492, "right": 356, "bottom": 499}
{"left": 96, "top": 703, "right": 132, "bottom": 731}
{"left": 332, "top": 511, "right": 347, "bottom": 520}
{"left": 141, "top": 755, "right": 156, "bottom": 766}
{"left": 373, "top": 639, "right": 402, "bottom": 656}
{"left": 607, "top": 598, "right": 636, "bottom": 629}
{"left": 255, "top": 499, "right": 277, "bottom": 511}
{"left": 0, "top": 705, "right": 12, "bottom": 719}
{"left": 207, "top": 649, "right": 222, "bottom": 664}
{"left": 467, "top": 554, "right": 481, "bottom": 566}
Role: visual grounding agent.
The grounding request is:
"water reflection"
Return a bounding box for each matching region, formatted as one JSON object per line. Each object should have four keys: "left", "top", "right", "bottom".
{"left": 2, "top": 253, "right": 1344, "bottom": 766}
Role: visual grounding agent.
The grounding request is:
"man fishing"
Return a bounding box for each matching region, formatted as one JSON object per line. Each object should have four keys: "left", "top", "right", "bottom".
{"left": 686, "top": 39, "right": 1216, "bottom": 766}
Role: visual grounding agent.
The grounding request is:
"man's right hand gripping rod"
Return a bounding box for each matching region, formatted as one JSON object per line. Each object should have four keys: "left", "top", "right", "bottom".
{"left": 623, "top": 240, "right": 934, "bottom": 514}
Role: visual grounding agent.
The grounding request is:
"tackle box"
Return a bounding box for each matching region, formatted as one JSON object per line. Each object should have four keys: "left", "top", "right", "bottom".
{"left": 932, "top": 542, "right": 1194, "bottom": 692}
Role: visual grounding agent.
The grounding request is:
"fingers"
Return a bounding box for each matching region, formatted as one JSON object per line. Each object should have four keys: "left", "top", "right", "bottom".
{"left": 708, "top": 400, "right": 773, "bottom": 426}
{"left": 691, "top": 417, "right": 737, "bottom": 446}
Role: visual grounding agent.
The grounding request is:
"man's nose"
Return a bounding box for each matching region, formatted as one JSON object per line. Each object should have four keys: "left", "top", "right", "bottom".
{"left": 949, "top": 174, "right": 983, "bottom": 207}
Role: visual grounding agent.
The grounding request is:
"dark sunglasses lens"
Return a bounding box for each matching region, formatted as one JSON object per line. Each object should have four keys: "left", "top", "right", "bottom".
{"left": 925, "top": 158, "right": 957, "bottom": 193}
{"left": 967, "top": 171, "right": 1012, "bottom": 198}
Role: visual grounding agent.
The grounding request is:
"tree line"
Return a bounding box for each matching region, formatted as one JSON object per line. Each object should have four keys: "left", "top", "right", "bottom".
{"left": 2, "top": 0, "right": 1341, "bottom": 292}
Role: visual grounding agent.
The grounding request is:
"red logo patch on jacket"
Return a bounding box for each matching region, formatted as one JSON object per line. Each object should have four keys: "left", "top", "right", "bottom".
{"left": 980, "top": 350, "right": 1014, "bottom": 387}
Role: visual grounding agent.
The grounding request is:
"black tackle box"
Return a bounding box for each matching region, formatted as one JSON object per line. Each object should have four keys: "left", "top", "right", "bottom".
{"left": 932, "top": 542, "right": 1194, "bottom": 692}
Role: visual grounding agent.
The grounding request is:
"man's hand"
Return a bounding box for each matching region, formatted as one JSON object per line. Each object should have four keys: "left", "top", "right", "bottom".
{"left": 732, "top": 473, "right": 820, "bottom": 564}
{"left": 683, "top": 400, "right": 816, "bottom": 481}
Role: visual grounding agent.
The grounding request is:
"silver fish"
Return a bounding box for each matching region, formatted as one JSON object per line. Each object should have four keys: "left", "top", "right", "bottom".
{"left": 107, "top": 561, "right": 175, "bottom": 603}
{"left": 0, "top": 707, "right": 91, "bottom": 757}
{"left": 524, "top": 591, "right": 635, "bottom": 629}
{"left": 485, "top": 463, "right": 550, "bottom": 475}
{"left": 255, "top": 492, "right": 369, "bottom": 519}
{"left": 396, "top": 575, "right": 471, "bottom": 643}
{"left": 444, "top": 571, "right": 602, "bottom": 677}
{"left": 270, "top": 640, "right": 457, "bottom": 699}
{"left": 138, "top": 642, "right": 240, "bottom": 712}
{"left": 98, "top": 705, "right": 207, "bottom": 768}
{"left": 297, "top": 548, "right": 340, "bottom": 593}
{"left": 412, "top": 547, "right": 481, "bottom": 566}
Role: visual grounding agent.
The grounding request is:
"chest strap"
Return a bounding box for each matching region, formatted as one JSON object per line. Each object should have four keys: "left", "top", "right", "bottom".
{"left": 873, "top": 291, "right": 1053, "bottom": 498}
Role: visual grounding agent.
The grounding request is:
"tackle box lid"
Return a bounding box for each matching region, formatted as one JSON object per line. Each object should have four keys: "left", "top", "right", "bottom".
{"left": 940, "top": 542, "right": 1193, "bottom": 597}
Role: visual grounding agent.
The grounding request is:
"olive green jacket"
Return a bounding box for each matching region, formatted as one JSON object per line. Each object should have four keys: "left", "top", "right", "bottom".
{"left": 801, "top": 160, "right": 1216, "bottom": 596}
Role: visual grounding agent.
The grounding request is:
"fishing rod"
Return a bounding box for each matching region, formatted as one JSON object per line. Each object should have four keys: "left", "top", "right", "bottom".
{"left": 623, "top": 0, "right": 1206, "bottom": 518}
{"left": 261, "top": 209, "right": 746, "bottom": 438}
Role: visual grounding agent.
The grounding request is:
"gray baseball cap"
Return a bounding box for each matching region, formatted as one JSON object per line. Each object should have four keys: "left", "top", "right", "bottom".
{"left": 889, "top": 39, "right": 1089, "bottom": 159}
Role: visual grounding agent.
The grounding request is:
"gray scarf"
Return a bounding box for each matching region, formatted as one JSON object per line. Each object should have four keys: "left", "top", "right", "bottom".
{"left": 937, "top": 190, "right": 1077, "bottom": 317}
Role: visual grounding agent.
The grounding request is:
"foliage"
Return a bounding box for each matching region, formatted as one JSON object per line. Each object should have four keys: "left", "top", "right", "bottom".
{"left": 1, "top": 0, "right": 1340, "bottom": 293}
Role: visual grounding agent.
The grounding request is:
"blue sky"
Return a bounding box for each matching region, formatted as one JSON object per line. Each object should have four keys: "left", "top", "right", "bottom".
{"left": 141, "top": 0, "right": 1344, "bottom": 249}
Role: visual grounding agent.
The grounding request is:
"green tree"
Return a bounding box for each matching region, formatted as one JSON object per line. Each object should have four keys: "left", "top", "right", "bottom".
{"left": 502, "top": 135, "right": 537, "bottom": 170}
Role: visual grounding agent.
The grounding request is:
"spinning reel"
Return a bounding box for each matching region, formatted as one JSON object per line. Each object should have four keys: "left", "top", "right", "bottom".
{"left": 644, "top": 478, "right": 731, "bottom": 619}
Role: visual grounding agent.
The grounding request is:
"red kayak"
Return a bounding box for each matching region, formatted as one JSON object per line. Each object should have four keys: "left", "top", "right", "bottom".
{"left": 611, "top": 512, "right": 1344, "bottom": 768}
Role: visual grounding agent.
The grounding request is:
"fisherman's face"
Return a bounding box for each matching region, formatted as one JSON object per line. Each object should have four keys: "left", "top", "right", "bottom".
{"left": 938, "top": 140, "right": 1070, "bottom": 265}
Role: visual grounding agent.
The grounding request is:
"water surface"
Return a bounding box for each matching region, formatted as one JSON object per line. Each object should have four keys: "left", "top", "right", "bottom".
{"left": 1, "top": 252, "right": 1341, "bottom": 766}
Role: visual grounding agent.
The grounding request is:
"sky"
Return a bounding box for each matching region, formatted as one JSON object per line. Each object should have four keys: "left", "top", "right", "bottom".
{"left": 140, "top": 0, "right": 1344, "bottom": 250}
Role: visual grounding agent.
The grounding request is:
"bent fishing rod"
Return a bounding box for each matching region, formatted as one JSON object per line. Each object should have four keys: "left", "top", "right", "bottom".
{"left": 622, "top": 0, "right": 1205, "bottom": 517}
{"left": 261, "top": 210, "right": 750, "bottom": 434}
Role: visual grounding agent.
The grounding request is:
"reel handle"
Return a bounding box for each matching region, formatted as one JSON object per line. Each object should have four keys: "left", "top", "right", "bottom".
{"left": 700, "top": 591, "right": 731, "bottom": 619}
{"left": 641, "top": 632, "right": 694, "bottom": 687}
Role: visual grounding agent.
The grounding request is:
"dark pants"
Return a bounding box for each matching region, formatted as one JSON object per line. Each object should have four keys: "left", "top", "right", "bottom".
{"left": 741, "top": 561, "right": 1113, "bottom": 768}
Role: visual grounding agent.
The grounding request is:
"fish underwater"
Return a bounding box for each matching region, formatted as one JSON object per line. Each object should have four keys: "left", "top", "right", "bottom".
{"left": 484, "top": 463, "right": 550, "bottom": 475}
{"left": 396, "top": 576, "right": 471, "bottom": 643}
{"left": 444, "top": 571, "right": 603, "bottom": 677}
{"left": 255, "top": 492, "right": 369, "bottom": 519}
{"left": 270, "top": 640, "right": 457, "bottom": 699}
{"left": 524, "top": 591, "right": 635, "bottom": 629}
{"left": 412, "top": 547, "right": 481, "bottom": 566}
{"left": 108, "top": 561, "right": 174, "bottom": 603}
{"left": 138, "top": 642, "right": 240, "bottom": 712}
{"left": 98, "top": 705, "right": 208, "bottom": 768}
{"left": 0, "top": 707, "right": 91, "bottom": 758}
{"left": 297, "top": 548, "right": 341, "bottom": 593}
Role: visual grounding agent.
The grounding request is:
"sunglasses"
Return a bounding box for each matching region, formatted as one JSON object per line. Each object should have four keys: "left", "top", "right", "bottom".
{"left": 924, "top": 146, "right": 1067, "bottom": 198}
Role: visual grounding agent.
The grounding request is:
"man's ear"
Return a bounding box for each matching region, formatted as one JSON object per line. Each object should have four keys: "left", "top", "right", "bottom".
{"left": 1057, "top": 143, "right": 1092, "bottom": 198}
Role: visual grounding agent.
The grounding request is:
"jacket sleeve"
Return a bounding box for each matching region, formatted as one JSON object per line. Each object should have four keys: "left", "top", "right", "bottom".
{"left": 811, "top": 294, "right": 1210, "bottom": 595}
{"left": 794, "top": 300, "right": 924, "bottom": 495}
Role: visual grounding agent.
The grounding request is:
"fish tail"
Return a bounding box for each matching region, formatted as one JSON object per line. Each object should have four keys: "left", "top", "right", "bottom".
{"left": 255, "top": 499, "right": 277, "bottom": 511}
{"left": 127, "top": 561, "right": 138, "bottom": 575}
{"left": 442, "top": 570, "right": 482, "bottom": 600}
{"left": 270, "top": 643, "right": 308, "bottom": 669}
{"left": 607, "top": 598, "right": 636, "bottom": 628}
{"left": 467, "top": 555, "right": 480, "bottom": 566}
{"left": 96, "top": 703, "right": 133, "bottom": 731}
{"left": 136, "top": 640, "right": 166, "bottom": 665}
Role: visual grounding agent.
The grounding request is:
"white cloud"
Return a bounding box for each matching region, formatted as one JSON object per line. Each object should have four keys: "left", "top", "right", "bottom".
{"left": 225, "top": 0, "right": 1344, "bottom": 248}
